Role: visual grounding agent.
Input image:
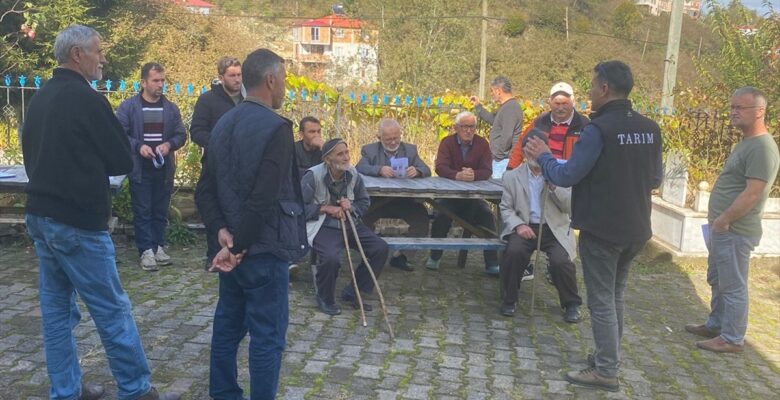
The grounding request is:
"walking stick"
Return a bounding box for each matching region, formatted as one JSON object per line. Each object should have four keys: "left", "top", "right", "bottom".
{"left": 340, "top": 218, "right": 367, "bottom": 327}
{"left": 529, "top": 186, "right": 549, "bottom": 317}
{"left": 345, "top": 211, "right": 395, "bottom": 340}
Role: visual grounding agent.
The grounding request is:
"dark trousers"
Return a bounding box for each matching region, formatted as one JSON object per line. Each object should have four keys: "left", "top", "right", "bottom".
{"left": 579, "top": 231, "right": 645, "bottom": 378}
{"left": 129, "top": 168, "right": 172, "bottom": 254}
{"left": 429, "top": 198, "right": 498, "bottom": 266}
{"left": 209, "top": 253, "right": 289, "bottom": 400}
{"left": 362, "top": 198, "right": 430, "bottom": 237}
{"left": 196, "top": 164, "right": 220, "bottom": 265}
{"left": 312, "top": 223, "right": 389, "bottom": 305}
{"left": 500, "top": 224, "right": 582, "bottom": 307}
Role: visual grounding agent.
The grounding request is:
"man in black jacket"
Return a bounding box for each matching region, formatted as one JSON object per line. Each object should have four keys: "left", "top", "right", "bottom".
{"left": 192, "top": 56, "right": 243, "bottom": 269}
{"left": 195, "top": 48, "right": 308, "bottom": 400}
{"left": 526, "top": 61, "right": 662, "bottom": 392}
{"left": 22, "top": 24, "right": 178, "bottom": 400}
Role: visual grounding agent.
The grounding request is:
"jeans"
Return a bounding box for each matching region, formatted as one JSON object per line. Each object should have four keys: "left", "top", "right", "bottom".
{"left": 705, "top": 229, "right": 759, "bottom": 345}
{"left": 209, "top": 253, "right": 289, "bottom": 400}
{"left": 130, "top": 168, "right": 172, "bottom": 254}
{"left": 578, "top": 231, "right": 645, "bottom": 378}
{"left": 25, "top": 214, "right": 152, "bottom": 400}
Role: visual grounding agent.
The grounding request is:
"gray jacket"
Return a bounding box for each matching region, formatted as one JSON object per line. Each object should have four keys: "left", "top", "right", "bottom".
{"left": 476, "top": 98, "right": 523, "bottom": 162}
{"left": 499, "top": 163, "right": 576, "bottom": 260}
{"left": 356, "top": 142, "right": 431, "bottom": 177}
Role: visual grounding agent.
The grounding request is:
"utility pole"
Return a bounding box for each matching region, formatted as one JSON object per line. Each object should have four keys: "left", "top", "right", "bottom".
{"left": 641, "top": 28, "right": 650, "bottom": 61}
{"left": 478, "top": 0, "right": 488, "bottom": 99}
{"left": 565, "top": 7, "right": 569, "bottom": 42}
{"left": 661, "top": 0, "right": 683, "bottom": 114}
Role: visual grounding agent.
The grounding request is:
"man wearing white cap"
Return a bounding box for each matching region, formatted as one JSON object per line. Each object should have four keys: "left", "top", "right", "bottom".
{"left": 508, "top": 82, "right": 590, "bottom": 170}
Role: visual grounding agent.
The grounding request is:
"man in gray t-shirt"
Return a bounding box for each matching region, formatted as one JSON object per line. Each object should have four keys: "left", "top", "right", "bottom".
{"left": 686, "top": 87, "right": 780, "bottom": 353}
{"left": 471, "top": 76, "right": 523, "bottom": 178}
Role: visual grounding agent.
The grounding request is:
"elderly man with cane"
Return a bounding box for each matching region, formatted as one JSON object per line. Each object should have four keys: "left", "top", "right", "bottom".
{"left": 302, "top": 139, "right": 389, "bottom": 316}
{"left": 498, "top": 128, "right": 582, "bottom": 321}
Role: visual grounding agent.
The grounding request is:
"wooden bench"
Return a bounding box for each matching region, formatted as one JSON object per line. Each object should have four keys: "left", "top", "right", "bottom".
{"left": 384, "top": 237, "right": 505, "bottom": 269}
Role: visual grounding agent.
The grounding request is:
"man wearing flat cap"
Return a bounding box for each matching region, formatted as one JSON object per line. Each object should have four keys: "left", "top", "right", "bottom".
{"left": 498, "top": 128, "right": 582, "bottom": 320}
{"left": 302, "top": 139, "right": 389, "bottom": 316}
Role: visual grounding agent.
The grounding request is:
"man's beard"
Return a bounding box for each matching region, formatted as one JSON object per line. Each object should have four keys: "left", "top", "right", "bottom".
{"left": 329, "top": 161, "right": 350, "bottom": 172}
{"left": 382, "top": 143, "right": 400, "bottom": 153}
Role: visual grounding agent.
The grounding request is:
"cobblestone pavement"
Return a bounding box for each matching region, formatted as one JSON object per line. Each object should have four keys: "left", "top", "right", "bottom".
{"left": 1, "top": 236, "right": 779, "bottom": 399}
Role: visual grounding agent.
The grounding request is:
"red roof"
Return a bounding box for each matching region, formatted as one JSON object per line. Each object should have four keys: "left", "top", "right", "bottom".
{"left": 295, "top": 14, "right": 365, "bottom": 29}
{"left": 172, "top": 0, "right": 215, "bottom": 8}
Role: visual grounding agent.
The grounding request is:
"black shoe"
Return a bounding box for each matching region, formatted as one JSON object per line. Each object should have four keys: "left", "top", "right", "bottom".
{"left": 316, "top": 297, "right": 342, "bottom": 315}
{"left": 341, "top": 292, "right": 373, "bottom": 311}
{"left": 499, "top": 303, "right": 515, "bottom": 317}
{"left": 389, "top": 254, "right": 414, "bottom": 271}
{"left": 79, "top": 383, "right": 105, "bottom": 400}
{"left": 522, "top": 264, "right": 534, "bottom": 281}
{"left": 564, "top": 305, "right": 582, "bottom": 323}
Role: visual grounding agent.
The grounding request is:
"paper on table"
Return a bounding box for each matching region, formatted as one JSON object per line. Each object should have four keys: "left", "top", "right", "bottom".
{"left": 391, "top": 157, "right": 408, "bottom": 178}
{"left": 0, "top": 171, "right": 15, "bottom": 179}
{"left": 701, "top": 224, "right": 710, "bottom": 246}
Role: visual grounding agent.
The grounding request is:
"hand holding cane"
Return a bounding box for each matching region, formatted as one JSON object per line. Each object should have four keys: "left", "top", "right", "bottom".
{"left": 345, "top": 211, "right": 395, "bottom": 340}
{"left": 340, "top": 217, "right": 367, "bottom": 327}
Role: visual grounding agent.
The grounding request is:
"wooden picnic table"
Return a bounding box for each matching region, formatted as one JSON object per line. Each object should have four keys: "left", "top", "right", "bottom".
{"left": 361, "top": 175, "right": 506, "bottom": 268}
{"left": 0, "top": 165, "right": 126, "bottom": 229}
{"left": 0, "top": 165, "right": 126, "bottom": 194}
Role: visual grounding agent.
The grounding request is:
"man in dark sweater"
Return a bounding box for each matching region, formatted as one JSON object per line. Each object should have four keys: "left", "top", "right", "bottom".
{"left": 526, "top": 61, "right": 663, "bottom": 392}
{"left": 294, "top": 116, "right": 324, "bottom": 176}
{"left": 116, "top": 62, "right": 187, "bottom": 271}
{"left": 195, "top": 49, "right": 308, "bottom": 399}
{"left": 192, "top": 56, "right": 243, "bottom": 269}
{"left": 426, "top": 111, "right": 499, "bottom": 275}
{"left": 471, "top": 76, "right": 524, "bottom": 179}
{"left": 22, "top": 24, "right": 178, "bottom": 400}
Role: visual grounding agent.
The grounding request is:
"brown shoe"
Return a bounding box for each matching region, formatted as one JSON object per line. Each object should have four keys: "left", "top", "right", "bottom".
{"left": 695, "top": 336, "right": 744, "bottom": 353}
{"left": 685, "top": 323, "right": 720, "bottom": 338}
{"left": 564, "top": 367, "right": 619, "bottom": 392}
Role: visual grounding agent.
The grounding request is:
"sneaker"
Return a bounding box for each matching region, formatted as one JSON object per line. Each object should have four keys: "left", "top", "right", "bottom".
{"left": 499, "top": 303, "right": 515, "bottom": 317}
{"left": 425, "top": 257, "right": 440, "bottom": 271}
{"left": 522, "top": 264, "right": 534, "bottom": 281}
{"left": 485, "top": 265, "right": 500, "bottom": 276}
{"left": 155, "top": 246, "right": 172, "bottom": 265}
{"left": 140, "top": 249, "right": 158, "bottom": 271}
{"left": 564, "top": 367, "right": 619, "bottom": 392}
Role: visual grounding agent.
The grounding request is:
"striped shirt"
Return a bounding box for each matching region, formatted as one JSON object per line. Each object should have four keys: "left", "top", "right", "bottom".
{"left": 141, "top": 97, "right": 164, "bottom": 148}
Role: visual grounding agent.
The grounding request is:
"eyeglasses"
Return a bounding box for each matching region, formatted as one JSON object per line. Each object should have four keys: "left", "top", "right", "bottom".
{"left": 457, "top": 124, "right": 477, "bottom": 130}
{"left": 729, "top": 105, "right": 763, "bottom": 111}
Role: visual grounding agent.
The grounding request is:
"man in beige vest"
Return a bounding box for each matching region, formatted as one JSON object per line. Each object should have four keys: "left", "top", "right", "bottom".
{"left": 302, "top": 139, "right": 389, "bottom": 316}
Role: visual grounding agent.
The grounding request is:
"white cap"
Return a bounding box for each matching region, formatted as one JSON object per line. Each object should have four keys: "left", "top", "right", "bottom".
{"left": 550, "top": 82, "right": 574, "bottom": 97}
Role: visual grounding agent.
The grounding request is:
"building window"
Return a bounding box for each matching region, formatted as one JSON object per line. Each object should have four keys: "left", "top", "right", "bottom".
{"left": 311, "top": 27, "right": 319, "bottom": 41}
{"left": 334, "top": 28, "right": 344, "bottom": 38}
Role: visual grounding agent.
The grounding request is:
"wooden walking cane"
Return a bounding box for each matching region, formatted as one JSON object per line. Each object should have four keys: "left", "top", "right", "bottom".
{"left": 529, "top": 185, "right": 549, "bottom": 317}
{"left": 345, "top": 211, "right": 395, "bottom": 340}
{"left": 340, "top": 217, "right": 367, "bottom": 327}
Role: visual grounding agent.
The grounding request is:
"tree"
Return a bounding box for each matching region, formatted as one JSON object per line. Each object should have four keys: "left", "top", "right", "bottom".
{"left": 611, "top": 0, "right": 641, "bottom": 40}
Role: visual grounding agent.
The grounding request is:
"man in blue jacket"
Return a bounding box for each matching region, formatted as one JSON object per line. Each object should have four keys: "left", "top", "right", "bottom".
{"left": 196, "top": 48, "right": 309, "bottom": 400}
{"left": 526, "top": 61, "right": 662, "bottom": 392}
{"left": 116, "top": 62, "right": 187, "bottom": 271}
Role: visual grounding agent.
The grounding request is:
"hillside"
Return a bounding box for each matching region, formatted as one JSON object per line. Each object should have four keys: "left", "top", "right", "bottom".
{"left": 210, "top": 0, "right": 723, "bottom": 102}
